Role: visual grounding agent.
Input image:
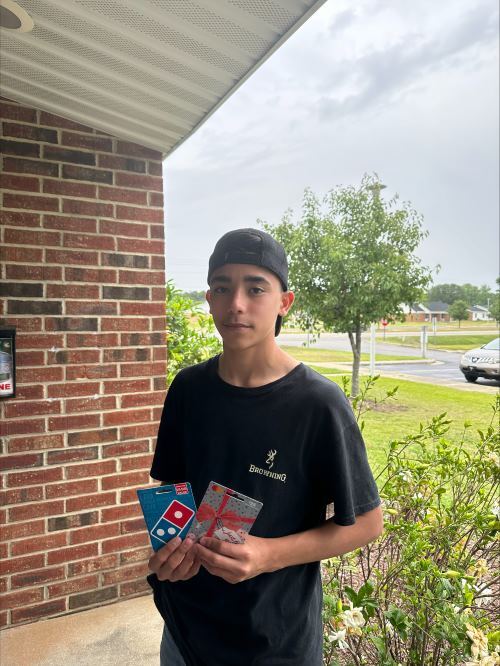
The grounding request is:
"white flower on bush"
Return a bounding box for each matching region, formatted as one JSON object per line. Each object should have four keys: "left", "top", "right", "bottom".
{"left": 399, "top": 471, "right": 412, "bottom": 482}
{"left": 328, "top": 628, "right": 348, "bottom": 649}
{"left": 486, "top": 452, "right": 500, "bottom": 468}
{"left": 491, "top": 502, "right": 500, "bottom": 520}
{"left": 341, "top": 600, "right": 365, "bottom": 633}
{"left": 475, "top": 586, "right": 493, "bottom": 607}
{"left": 466, "top": 623, "right": 489, "bottom": 660}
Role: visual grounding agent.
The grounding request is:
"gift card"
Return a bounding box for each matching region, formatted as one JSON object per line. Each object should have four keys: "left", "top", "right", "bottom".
{"left": 188, "top": 481, "right": 262, "bottom": 544}
{"left": 137, "top": 482, "right": 196, "bottom": 551}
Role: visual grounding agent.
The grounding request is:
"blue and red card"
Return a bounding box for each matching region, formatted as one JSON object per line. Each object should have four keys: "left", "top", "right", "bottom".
{"left": 136, "top": 483, "right": 196, "bottom": 551}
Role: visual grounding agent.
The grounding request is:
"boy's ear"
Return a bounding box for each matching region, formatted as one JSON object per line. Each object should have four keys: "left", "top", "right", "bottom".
{"left": 279, "top": 290, "right": 295, "bottom": 317}
{"left": 206, "top": 289, "right": 212, "bottom": 312}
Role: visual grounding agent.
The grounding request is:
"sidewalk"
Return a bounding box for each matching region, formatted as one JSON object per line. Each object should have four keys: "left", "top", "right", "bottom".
{"left": 0, "top": 594, "right": 163, "bottom": 666}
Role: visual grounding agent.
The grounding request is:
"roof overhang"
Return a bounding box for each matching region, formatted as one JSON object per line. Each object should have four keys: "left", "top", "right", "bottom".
{"left": 0, "top": 0, "right": 327, "bottom": 157}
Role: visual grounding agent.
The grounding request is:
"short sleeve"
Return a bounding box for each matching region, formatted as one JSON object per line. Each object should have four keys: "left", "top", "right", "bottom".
{"left": 150, "top": 371, "right": 186, "bottom": 483}
{"left": 319, "top": 389, "right": 381, "bottom": 526}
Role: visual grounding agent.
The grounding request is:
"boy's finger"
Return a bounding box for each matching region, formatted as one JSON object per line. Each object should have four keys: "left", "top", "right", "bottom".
{"left": 199, "top": 537, "right": 239, "bottom": 558}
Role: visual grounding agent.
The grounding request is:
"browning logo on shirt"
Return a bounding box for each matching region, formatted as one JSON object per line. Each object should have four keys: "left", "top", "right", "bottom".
{"left": 249, "top": 450, "right": 287, "bottom": 483}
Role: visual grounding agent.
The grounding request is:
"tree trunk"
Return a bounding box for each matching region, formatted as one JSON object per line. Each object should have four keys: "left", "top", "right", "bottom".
{"left": 348, "top": 325, "right": 363, "bottom": 397}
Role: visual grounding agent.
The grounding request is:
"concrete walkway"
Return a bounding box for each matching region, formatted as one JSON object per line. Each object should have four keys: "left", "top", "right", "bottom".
{"left": 0, "top": 594, "right": 163, "bottom": 666}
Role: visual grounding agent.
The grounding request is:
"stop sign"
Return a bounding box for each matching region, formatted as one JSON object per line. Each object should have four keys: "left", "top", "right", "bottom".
{"left": 381, "top": 319, "right": 388, "bottom": 327}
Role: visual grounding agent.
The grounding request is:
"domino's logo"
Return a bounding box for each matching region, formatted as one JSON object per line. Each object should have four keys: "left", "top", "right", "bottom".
{"left": 150, "top": 499, "right": 195, "bottom": 546}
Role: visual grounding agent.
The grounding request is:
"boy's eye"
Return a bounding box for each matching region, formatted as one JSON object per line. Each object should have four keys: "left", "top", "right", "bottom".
{"left": 250, "top": 287, "right": 264, "bottom": 294}
{"left": 214, "top": 286, "right": 228, "bottom": 293}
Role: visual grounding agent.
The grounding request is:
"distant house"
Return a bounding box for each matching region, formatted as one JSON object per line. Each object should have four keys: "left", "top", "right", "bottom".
{"left": 402, "top": 302, "right": 450, "bottom": 322}
{"left": 468, "top": 305, "right": 492, "bottom": 321}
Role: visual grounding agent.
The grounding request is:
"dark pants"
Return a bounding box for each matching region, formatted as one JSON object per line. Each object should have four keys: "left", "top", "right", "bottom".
{"left": 160, "top": 623, "right": 186, "bottom": 666}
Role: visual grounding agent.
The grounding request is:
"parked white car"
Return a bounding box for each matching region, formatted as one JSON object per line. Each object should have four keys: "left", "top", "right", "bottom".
{"left": 459, "top": 337, "right": 500, "bottom": 383}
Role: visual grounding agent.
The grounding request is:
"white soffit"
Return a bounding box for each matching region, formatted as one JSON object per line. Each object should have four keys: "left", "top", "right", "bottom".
{"left": 0, "top": 0, "right": 327, "bottom": 156}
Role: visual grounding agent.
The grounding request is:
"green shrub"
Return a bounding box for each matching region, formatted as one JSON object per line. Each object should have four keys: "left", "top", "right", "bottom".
{"left": 166, "top": 280, "right": 221, "bottom": 386}
{"left": 322, "top": 379, "right": 499, "bottom": 666}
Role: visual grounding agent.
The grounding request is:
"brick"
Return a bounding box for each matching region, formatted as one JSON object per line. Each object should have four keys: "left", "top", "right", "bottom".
{"left": 148, "top": 161, "right": 162, "bottom": 176}
{"left": 0, "top": 209, "right": 41, "bottom": 228}
{"left": 65, "top": 396, "right": 116, "bottom": 414}
{"left": 0, "top": 486, "right": 43, "bottom": 506}
{"left": 4, "top": 227, "right": 61, "bottom": 246}
{"left": 3, "top": 193, "right": 59, "bottom": 212}
{"left": 1, "top": 173, "right": 40, "bottom": 192}
{"left": 121, "top": 332, "right": 165, "bottom": 346}
{"left": 45, "top": 479, "right": 98, "bottom": 499}
{"left": 8, "top": 434, "right": 63, "bottom": 453}
{"left": 6, "top": 264, "right": 61, "bottom": 281}
{"left": 65, "top": 267, "right": 117, "bottom": 283}
{"left": 2, "top": 123, "right": 58, "bottom": 143}
{"left": 65, "top": 493, "right": 116, "bottom": 512}
{"left": 11, "top": 532, "right": 67, "bottom": 557}
{"left": 48, "top": 574, "right": 99, "bottom": 598}
{"left": 68, "top": 586, "right": 117, "bottom": 610}
{"left": 48, "top": 414, "right": 100, "bottom": 432}
{"left": 64, "top": 300, "right": 117, "bottom": 314}
{"left": 1, "top": 246, "right": 43, "bottom": 263}
{"left": 118, "top": 270, "right": 164, "bottom": 285}
{"left": 4, "top": 399, "right": 61, "bottom": 419}
{"left": 120, "top": 424, "right": 158, "bottom": 441}
{"left": 11, "top": 567, "right": 66, "bottom": 589}
{"left": 120, "top": 578, "right": 151, "bottom": 597}
{"left": 0, "top": 418, "right": 46, "bottom": 437}
{"left": 48, "top": 512, "right": 98, "bottom": 532}
{"left": 99, "top": 218, "right": 149, "bottom": 238}
{"left": 47, "top": 447, "right": 99, "bottom": 465}
{"left": 120, "top": 453, "right": 154, "bottom": 470}
{"left": 0, "top": 102, "right": 37, "bottom": 122}
{"left": 68, "top": 554, "right": 117, "bottom": 577}
{"left": 47, "top": 382, "right": 100, "bottom": 398}
{"left": 101, "top": 533, "right": 149, "bottom": 554}
{"left": 0, "top": 519, "right": 45, "bottom": 541}
{"left": 97, "top": 154, "right": 146, "bottom": 172}
{"left": 101, "top": 252, "right": 148, "bottom": 269}
{"left": 101, "top": 317, "right": 150, "bottom": 332}
{"left": 39, "top": 111, "right": 94, "bottom": 132}
{"left": 98, "top": 185, "right": 147, "bottom": 205}
{"left": 0, "top": 553, "right": 45, "bottom": 576}
{"left": 121, "top": 517, "right": 146, "bottom": 535}
{"left": 116, "top": 205, "right": 163, "bottom": 223}
{"left": 103, "top": 378, "right": 151, "bottom": 395}
{"left": 16, "top": 367, "right": 63, "bottom": 383}
{"left": 102, "top": 440, "right": 149, "bottom": 458}
{"left": 120, "top": 547, "right": 151, "bottom": 565}
{"left": 9, "top": 501, "right": 64, "bottom": 522}
{"left": 46, "top": 249, "right": 98, "bottom": 266}
{"left": 62, "top": 163, "right": 112, "bottom": 184}
{"left": 2, "top": 588, "right": 44, "bottom": 608}
{"left": 117, "top": 238, "right": 164, "bottom": 254}
{"left": 63, "top": 232, "right": 115, "bottom": 251}
{"left": 116, "top": 141, "right": 161, "bottom": 159}
{"left": 7, "top": 300, "right": 62, "bottom": 315}
{"left": 7, "top": 467, "right": 63, "bottom": 487}
{"left": 11, "top": 599, "right": 66, "bottom": 624}
{"left": 67, "top": 428, "right": 117, "bottom": 447}
{"left": 103, "top": 409, "right": 151, "bottom": 428}
{"left": 121, "top": 392, "right": 165, "bottom": 409}
{"left": 46, "top": 543, "right": 99, "bottom": 565}
{"left": 66, "top": 460, "right": 116, "bottom": 479}
{"left": 120, "top": 302, "right": 164, "bottom": 317}
{"left": 47, "top": 348, "right": 99, "bottom": 364}
{"left": 70, "top": 523, "right": 119, "bottom": 545}
{"left": 0, "top": 453, "right": 43, "bottom": 471}
{"left": 43, "top": 179, "right": 96, "bottom": 198}
{"left": 152, "top": 316, "right": 166, "bottom": 331}
{"left": 66, "top": 364, "right": 117, "bottom": 381}
{"left": 115, "top": 172, "right": 162, "bottom": 191}
{"left": 150, "top": 223, "right": 164, "bottom": 239}
{"left": 120, "top": 362, "right": 165, "bottom": 378}
{"left": 47, "top": 284, "right": 99, "bottom": 299}
{"left": 43, "top": 145, "right": 95, "bottom": 165}
{"left": 15, "top": 333, "right": 63, "bottom": 350}
{"left": 102, "top": 562, "right": 147, "bottom": 585}
{"left": 0, "top": 139, "right": 39, "bottom": 158}
{"left": 43, "top": 214, "right": 97, "bottom": 233}
{"left": 3, "top": 156, "right": 59, "bottom": 177}
{"left": 103, "top": 348, "right": 149, "bottom": 363}
{"left": 14, "top": 385, "right": 44, "bottom": 400}
{"left": 62, "top": 199, "right": 113, "bottom": 217}
{"left": 149, "top": 191, "right": 164, "bottom": 207}
{"left": 61, "top": 131, "right": 112, "bottom": 152}
{"left": 0, "top": 282, "right": 43, "bottom": 297}
{"left": 102, "top": 504, "right": 142, "bottom": 522}
{"left": 102, "top": 286, "right": 149, "bottom": 300}
{"left": 153, "top": 346, "right": 167, "bottom": 361}
{"left": 101, "top": 470, "right": 150, "bottom": 491}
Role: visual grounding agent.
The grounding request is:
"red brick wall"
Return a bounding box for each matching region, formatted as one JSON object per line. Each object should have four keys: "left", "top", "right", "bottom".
{"left": 0, "top": 98, "right": 166, "bottom": 628}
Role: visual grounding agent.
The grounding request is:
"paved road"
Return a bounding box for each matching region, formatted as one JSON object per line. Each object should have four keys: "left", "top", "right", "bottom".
{"left": 278, "top": 332, "right": 500, "bottom": 394}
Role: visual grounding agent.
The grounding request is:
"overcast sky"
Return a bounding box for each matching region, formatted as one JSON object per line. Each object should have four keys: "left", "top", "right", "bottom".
{"left": 163, "top": 0, "right": 499, "bottom": 293}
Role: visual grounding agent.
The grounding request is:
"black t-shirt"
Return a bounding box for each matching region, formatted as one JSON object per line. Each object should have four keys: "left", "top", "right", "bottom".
{"left": 148, "top": 356, "right": 381, "bottom": 666}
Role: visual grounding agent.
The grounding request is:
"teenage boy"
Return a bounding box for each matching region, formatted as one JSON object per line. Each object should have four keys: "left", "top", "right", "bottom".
{"left": 148, "top": 228, "right": 383, "bottom": 666}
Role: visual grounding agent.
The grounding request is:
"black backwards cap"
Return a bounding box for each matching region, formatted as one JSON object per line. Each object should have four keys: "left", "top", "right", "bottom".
{"left": 207, "top": 228, "right": 288, "bottom": 336}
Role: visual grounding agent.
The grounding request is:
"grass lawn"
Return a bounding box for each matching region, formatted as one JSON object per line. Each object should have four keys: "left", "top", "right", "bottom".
{"left": 378, "top": 334, "right": 498, "bottom": 352}
{"left": 280, "top": 345, "right": 420, "bottom": 363}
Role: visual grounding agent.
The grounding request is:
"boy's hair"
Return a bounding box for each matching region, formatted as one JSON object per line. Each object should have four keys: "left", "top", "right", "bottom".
{"left": 207, "top": 228, "right": 288, "bottom": 336}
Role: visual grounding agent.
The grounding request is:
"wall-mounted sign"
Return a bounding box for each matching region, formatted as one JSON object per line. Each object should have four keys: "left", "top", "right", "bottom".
{"left": 0, "top": 329, "right": 16, "bottom": 398}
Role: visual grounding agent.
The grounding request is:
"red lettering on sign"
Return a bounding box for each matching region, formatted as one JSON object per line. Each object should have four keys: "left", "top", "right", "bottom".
{"left": 0, "top": 383, "right": 12, "bottom": 391}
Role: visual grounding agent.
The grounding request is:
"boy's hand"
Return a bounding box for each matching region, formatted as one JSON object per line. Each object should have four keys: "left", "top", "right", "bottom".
{"left": 148, "top": 536, "right": 201, "bottom": 582}
{"left": 195, "top": 534, "right": 273, "bottom": 584}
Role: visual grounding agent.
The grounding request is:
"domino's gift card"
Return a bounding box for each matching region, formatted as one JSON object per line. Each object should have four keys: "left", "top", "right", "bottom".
{"left": 188, "top": 481, "right": 263, "bottom": 544}
{"left": 136, "top": 482, "right": 196, "bottom": 551}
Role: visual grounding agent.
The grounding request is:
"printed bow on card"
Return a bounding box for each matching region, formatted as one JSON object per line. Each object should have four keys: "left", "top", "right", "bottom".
{"left": 196, "top": 502, "right": 254, "bottom": 531}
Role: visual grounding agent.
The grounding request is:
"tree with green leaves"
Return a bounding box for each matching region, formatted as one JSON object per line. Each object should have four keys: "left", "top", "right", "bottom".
{"left": 166, "top": 280, "right": 221, "bottom": 386}
{"left": 427, "top": 283, "right": 493, "bottom": 307}
{"left": 448, "top": 299, "right": 469, "bottom": 328}
{"left": 261, "top": 174, "right": 433, "bottom": 396}
{"left": 487, "top": 277, "right": 500, "bottom": 323}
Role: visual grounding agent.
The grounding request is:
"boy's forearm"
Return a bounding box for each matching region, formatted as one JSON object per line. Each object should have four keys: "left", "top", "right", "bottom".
{"left": 265, "top": 507, "right": 383, "bottom": 572}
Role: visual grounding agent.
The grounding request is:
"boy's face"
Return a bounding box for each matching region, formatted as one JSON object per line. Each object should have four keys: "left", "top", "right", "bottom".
{"left": 206, "top": 263, "right": 294, "bottom": 349}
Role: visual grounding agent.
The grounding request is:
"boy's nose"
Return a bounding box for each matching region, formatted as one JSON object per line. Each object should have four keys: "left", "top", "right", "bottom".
{"left": 227, "top": 289, "right": 245, "bottom": 313}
